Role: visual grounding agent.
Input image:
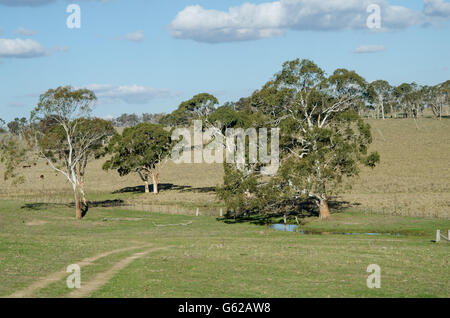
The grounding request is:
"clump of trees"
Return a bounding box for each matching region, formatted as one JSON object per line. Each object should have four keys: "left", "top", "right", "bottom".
{"left": 7, "top": 117, "right": 28, "bottom": 137}
{"left": 111, "top": 112, "right": 167, "bottom": 127}
{"left": 365, "top": 80, "right": 449, "bottom": 120}
{"left": 103, "top": 123, "right": 172, "bottom": 194}
{"left": 216, "top": 59, "right": 380, "bottom": 220}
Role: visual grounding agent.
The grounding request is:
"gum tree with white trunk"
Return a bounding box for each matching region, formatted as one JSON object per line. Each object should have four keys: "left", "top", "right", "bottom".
{"left": 103, "top": 123, "right": 172, "bottom": 194}
{"left": 30, "top": 86, "right": 109, "bottom": 219}
{"left": 248, "top": 59, "right": 380, "bottom": 219}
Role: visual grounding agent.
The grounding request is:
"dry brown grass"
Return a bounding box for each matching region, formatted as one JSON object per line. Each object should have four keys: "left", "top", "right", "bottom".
{"left": 0, "top": 118, "right": 449, "bottom": 218}
{"left": 342, "top": 118, "right": 450, "bottom": 218}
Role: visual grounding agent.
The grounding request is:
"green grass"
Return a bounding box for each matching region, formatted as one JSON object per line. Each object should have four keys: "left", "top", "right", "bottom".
{"left": 0, "top": 119, "right": 449, "bottom": 298}
{"left": 299, "top": 210, "right": 450, "bottom": 236}
{"left": 1, "top": 201, "right": 448, "bottom": 298}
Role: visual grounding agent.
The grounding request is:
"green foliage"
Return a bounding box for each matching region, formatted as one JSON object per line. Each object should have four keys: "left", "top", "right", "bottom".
{"left": 103, "top": 123, "right": 172, "bottom": 180}
{"left": 216, "top": 163, "right": 261, "bottom": 217}
{"left": 32, "top": 86, "right": 96, "bottom": 122}
{"left": 161, "top": 93, "right": 219, "bottom": 126}
{"left": 422, "top": 80, "right": 450, "bottom": 119}
{"left": 218, "top": 58, "right": 380, "bottom": 218}
{"left": 7, "top": 117, "right": 28, "bottom": 136}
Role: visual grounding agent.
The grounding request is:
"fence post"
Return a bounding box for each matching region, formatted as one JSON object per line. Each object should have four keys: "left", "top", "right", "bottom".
{"left": 436, "top": 230, "right": 441, "bottom": 243}
{"left": 196, "top": 208, "right": 199, "bottom": 217}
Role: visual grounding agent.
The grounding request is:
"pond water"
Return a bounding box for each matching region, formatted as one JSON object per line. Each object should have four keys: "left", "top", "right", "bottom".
{"left": 269, "top": 224, "right": 401, "bottom": 236}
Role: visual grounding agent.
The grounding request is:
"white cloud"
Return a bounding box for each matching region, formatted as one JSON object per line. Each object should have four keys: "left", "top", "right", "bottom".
{"left": 353, "top": 45, "right": 385, "bottom": 54}
{"left": 123, "top": 30, "right": 145, "bottom": 42}
{"left": 424, "top": 0, "right": 450, "bottom": 17}
{"left": 169, "top": 0, "right": 449, "bottom": 43}
{"left": 14, "top": 27, "right": 38, "bottom": 36}
{"left": 0, "top": 38, "right": 46, "bottom": 58}
{"left": 83, "top": 84, "right": 175, "bottom": 104}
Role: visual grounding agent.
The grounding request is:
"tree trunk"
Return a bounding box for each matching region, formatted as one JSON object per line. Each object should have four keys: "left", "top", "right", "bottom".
{"left": 318, "top": 196, "right": 331, "bottom": 220}
{"left": 152, "top": 173, "right": 159, "bottom": 194}
{"left": 74, "top": 188, "right": 82, "bottom": 220}
{"left": 144, "top": 180, "right": 150, "bottom": 193}
{"left": 390, "top": 102, "right": 393, "bottom": 118}
{"left": 79, "top": 178, "right": 88, "bottom": 207}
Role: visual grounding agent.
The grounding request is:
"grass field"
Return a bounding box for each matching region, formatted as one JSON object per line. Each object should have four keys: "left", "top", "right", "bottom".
{"left": 342, "top": 118, "right": 450, "bottom": 218}
{"left": 0, "top": 118, "right": 449, "bottom": 298}
{"left": 0, "top": 201, "right": 448, "bottom": 298}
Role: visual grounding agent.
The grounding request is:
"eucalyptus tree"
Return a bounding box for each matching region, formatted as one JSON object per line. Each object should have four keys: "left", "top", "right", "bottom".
{"left": 103, "top": 123, "right": 172, "bottom": 194}
{"left": 30, "top": 86, "right": 111, "bottom": 219}
{"left": 424, "top": 80, "right": 450, "bottom": 120}
{"left": 393, "top": 83, "right": 425, "bottom": 118}
{"left": 408, "top": 83, "right": 424, "bottom": 118}
{"left": 393, "top": 83, "right": 412, "bottom": 117}
{"left": 161, "top": 93, "right": 219, "bottom": 126}
{"left": 73, "top": 118, "right": 116, "bottom": 206}
{"left": 7, "top": 117, "right": 28, "bottom": 137}
{"left": 369, "top": 80, "right": 393, "bottom": 119}
{"left": 219, "top": 59, "right": 380, "bottom": 220}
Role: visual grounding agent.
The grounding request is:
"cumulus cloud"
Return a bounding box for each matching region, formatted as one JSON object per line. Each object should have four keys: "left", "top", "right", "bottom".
{"left": 14, "top": 27, "right": 38, "bottom": 36}
{"left": 353, "top": 45, "right": 385, "bottom": 54}
{"left": 122, "top": 30, "right": 145, "bottom": 42}
{"left": 83, "top": 84, "right": 175, "bottom": 104}
{"left": 424, "top": 0, "right": 450, "bottom": 17}
{"left": 0, "top": 38, "right": 68, "bottom": 58}
{"left": 169, "top": 0, "right": 450, "bottom": 43}
{"left": 0, "top": 38, "right": 46, "bottom": 58}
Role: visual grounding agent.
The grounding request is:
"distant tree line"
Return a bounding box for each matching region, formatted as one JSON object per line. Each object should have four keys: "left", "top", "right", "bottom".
{"left": 112, "top": 113, "right": 167, "bottom": 127}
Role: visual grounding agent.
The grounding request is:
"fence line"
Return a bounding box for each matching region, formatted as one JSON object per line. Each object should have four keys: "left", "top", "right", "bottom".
{"left": 435, "top": 229, "right": 450, "bottom": 243}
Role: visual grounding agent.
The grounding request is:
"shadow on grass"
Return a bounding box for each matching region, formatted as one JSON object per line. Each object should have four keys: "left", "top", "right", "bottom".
{"left": 21, "top": 199, "right": 127, "bottom": 211}
{"left": 113, "top": 184, "right": 216, "bottom": 194}
{"left": 220, "top": 198, "right": 356, "bottom": 225}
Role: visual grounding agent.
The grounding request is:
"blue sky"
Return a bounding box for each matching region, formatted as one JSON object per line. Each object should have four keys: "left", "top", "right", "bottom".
{"left": 0, "top": 0, "right": 449, "bottom": 121}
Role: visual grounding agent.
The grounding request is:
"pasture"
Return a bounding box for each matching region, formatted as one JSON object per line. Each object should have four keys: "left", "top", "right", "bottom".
{"left": 0, "top": 202, "right": 448, "bottom": 298}
{"left": 1, "top": 118, "right": 449, "bottom": 218}
{"left": 0, "top": 118, "right": 449, "bottom": 298}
